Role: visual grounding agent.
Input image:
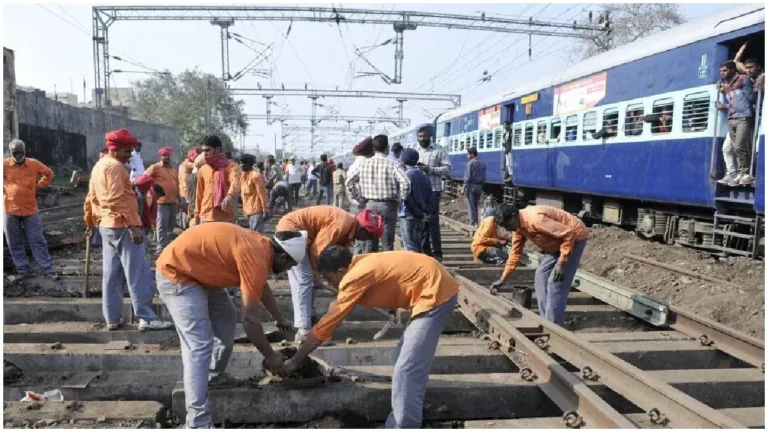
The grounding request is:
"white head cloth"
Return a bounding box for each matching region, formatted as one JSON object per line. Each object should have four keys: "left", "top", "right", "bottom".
{"left": 274, "top": 230, "right": 308, "bottom": 263}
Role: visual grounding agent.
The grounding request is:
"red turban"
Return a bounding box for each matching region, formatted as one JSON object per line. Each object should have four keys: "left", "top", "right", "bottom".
{"left": 328, "top": 159, "right": 335, "bottom": 165}
{"left": 187, "top": 148, "right": 199, "bottom": 162}
{"left": 134, "top": 174, "right": 154, "bottom": 194}
{"left": 105, "top": 129, "right": 138, "bottom": 151}
{"left": 158, "top": 147, "right": 173, "bottom": 157}
{"left": 352, "top": 137, "right": 374, "bottom": 156}
{"left": 356, "top": 209, "right": 384, "bottom": 239}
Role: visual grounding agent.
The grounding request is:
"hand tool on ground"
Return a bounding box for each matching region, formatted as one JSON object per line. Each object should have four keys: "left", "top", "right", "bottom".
{"left": 489, "top": 284, "right": 532, "bottom": 308}
{"left": 83, "top": 229, "right": 93, "bottom": 299}
{"left": 327, "top": 366, "right": 392, "bottom": 382}
{"left": 373, "top": 308, "right": 403, "bottom": 341}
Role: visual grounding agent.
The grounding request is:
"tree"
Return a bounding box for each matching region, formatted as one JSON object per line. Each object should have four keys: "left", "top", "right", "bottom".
{"left": 571, "top": 4, "right": 686, "bottom": 61}
{"left": 132, "top": 69, "right": 249, "bottom": 153}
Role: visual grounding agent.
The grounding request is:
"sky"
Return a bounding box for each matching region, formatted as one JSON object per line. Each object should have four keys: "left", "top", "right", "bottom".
{"left": 3, "top": 2, "right": 737, "bottom": 158}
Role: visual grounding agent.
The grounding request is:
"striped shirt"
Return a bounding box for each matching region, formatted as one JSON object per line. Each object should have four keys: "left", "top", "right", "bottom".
{"left": 346, "top": 153, "right": 410, "bottom": 202}
{"left": 415, "top": 144, "right": 451, "bottom": 192}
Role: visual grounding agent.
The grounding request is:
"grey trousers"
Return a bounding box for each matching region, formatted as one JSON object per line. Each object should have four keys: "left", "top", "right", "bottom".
{"left": 287, "top": 252, "right": 315, "bottom": 330}
{"left": 156, "top": 273, "right": 237, "bottom": 429}
{"left": 4, "top": 212, "right": 53, "bottom": 275}
{"left": 728, "top": 118, "right": 754, "bottom": 176}
{"left": 349, "top": 203, "right": 364, "bottom": 254}
{"left": 100, "top": 227, "right": 158, "bottom": 325}
{"left": 465, "top": 183, "right": 483, "bottom": 225}
{"left": 364, "top": 200, "right": 398, "bottom": 252}
{"left": 385, "top": 295, "right": 458, "bottom": 428}
{"left": 333, "top": 191, "right": 346, "bottom": 208}
{"left": 534, "top": 240, "right": 587, "bottom": 325}
{"left": 156, "top": 203, "right": 177, "bottom": 254}
{"left": 248, "top": 213, "right": 265, "bottom": 234}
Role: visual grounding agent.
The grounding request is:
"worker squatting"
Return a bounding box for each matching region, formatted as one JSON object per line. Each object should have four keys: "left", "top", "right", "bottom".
{"left": 3, "top": 129, "right": 589, "bottom": 429}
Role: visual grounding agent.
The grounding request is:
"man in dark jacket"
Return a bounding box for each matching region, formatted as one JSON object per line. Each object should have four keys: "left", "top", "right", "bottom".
{"left": 398, "top": 148, "right": 432, "bottom": 253}
{"left": 314, "top": 154, "right": 333, "bottom": 205}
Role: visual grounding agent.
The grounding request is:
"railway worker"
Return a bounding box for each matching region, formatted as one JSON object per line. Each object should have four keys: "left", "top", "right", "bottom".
{"left": 239, "top": 154, "right": 269, "bottom": 234}
{"left": 133, "top": 174, "right": 163, "bottom": 234}
{"left": 286, "top": 156, "right": 304, "bottom": 204}
{"left": 305, "top": 163, "right": 318, "bottom": 198}
{"left": 155, "top": 223, "right": 307, "bottom": 429}
{"left": 463, "top": 147, "right": 486, "bottom": 228}
{"left": 346, "top": 135, "right": 411, "bottom": 253}
{"left": 480, "top": 195, "right": 498, "bottom": 220}
{"left": 398, "top": 148, "right": 432, "bottom": 253}
{"left": 285, "top": 246, "right": 459, "bottom": 429}
{"left": 3, "top": 139, "right": 57, "bottom": 281}
{"left": 347, "top": 137, "right": 376, "bottom": 254}
{"left": 716, "top": 60, "right": 755, "bottom": 187}
{"left": 193, "top": 135, "right": 240, "bottom": 225}
{"left": 300, "top": 160, "right": 309, "bottom": 188}
{"left": 389, "top": 142, "right": 404, "bottom": 162}
{"left": 178, "top": 148, "right": 198, "bottom": 230}
{"left": 264, "top": 155, "right": 283, "bottom": 192}
{"left": 276, "top": 206, "right": 383, "bottom": 342}
{"left": 490, "top": 204, "right": 588, "bottom": 326}
{"left": 268, "top": 179, "right": 294, "bottom": 216}
{"left": 314, "top": 154, "right": 334, "bottom": 205}
{"left": 415, "top": 123, "right": 451, "bottom": 263}
{"left": 502, "top": 121, "right": 513, "bottom": 182}
{"left": 143, "top": 147, "right": 179, "bottom": 255}
{"left": 89, "top": 148, "right": 110, "bottom": 248}
{"left": 471, "top": 215, "right": 511, "bottom": 265}
{"left": 332, "top": 162, "right": 347, "bottom": 209}
{"left": 84, "top": 129, "right": 173, "bottom": 332}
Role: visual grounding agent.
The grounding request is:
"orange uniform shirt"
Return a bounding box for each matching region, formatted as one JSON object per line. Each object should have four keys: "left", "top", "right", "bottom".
{"left": 156, "top": 223, "right": 273, "bottom": 304}
{"left": 312, "top": 252, "right": 459, "bottom": 341}
{"left": 3, "top": 157, "right": 54, "bottom": 216}
{"left": 84, "top": 156, "right": 141, "bottom": 228}
{"left": 276, "top": 206, "right": 357, "bottom": 270}
{"left": 178, "top": 160, "right": 194, "bottom": 200}
{"left": 194, "top": 161, "right": 241, "bottom": 223}
{"left": 144, "top": 162, "right": 179, "bottom": 204}
{"left": 470, "top": 216, "right": 512, "bottom": 258}
{"left": 502, "top": 205, "right": 589, "bottom": 279}
{"left": 241, "top": 170, "right": 269, "bottom": 216}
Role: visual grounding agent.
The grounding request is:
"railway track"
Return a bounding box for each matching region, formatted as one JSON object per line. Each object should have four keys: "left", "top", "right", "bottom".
{"left": 3, "top": 203, "right": 764, "bottom": 428}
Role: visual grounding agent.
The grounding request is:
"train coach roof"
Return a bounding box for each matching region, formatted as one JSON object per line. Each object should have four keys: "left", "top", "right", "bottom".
{"left": 439, "top": 4, "right": 764, "bottom": 123}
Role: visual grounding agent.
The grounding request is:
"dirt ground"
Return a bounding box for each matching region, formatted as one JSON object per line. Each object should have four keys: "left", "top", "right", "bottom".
{"left": 440, "top": 197, "right": 765, "bottom": 339}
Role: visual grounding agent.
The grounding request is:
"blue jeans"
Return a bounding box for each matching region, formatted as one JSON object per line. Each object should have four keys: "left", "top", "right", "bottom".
{"left": 156, "top": 273, "right": 237, "bottom": 429}
{"left": 4, "top": 212, "right": 53, "bottom": 275}
{"left": 364, "top": 200, "right": 398, "bottom": 252}
{"left": 248, "top": 213, "right": 265, "bottom": 234}
{"left": 100, "top": 227, "right": 158, "bottom": 325}
{"left": 421, "top": 191, "right": 443, "bottom": 259}
{"left": 399, "top": 218, "right": 425, "bottom": 253}
{"left": 156, "top": 203, "right": 177, "bottom": 254}
{"left": 465, "top": 183, "right": 483, "bottom": 226}
{"left": 534, "top": 240, "right": 587, "bottom": 325}
{"left": 316, "top": 184, "right": 332, "bottom": 205}
{"left": 306, "top": 179, "right": 317, "bottom": 197}
{"left": 288, "top": 252, "right": 315, "bottom": 330}
{"left": 290, "top": 183, "right": 301, "bottom": 203}
{"left": 385, "top": 294, "right": 458, "bottom": 428}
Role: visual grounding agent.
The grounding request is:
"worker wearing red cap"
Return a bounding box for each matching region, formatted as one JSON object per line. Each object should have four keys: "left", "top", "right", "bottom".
{"left": 276, "top": 206, "right": 383, "bottom": 342}
{"left": 144, "top": 147, "right": 179, "bottom": 254}
{"left": 84, "top": 129, "right": 173, "bottom": 332}
{"left": 178, "top": 148, "right": 198, "bottom": 229}
{"left": 286, "top": 246, "right": 459, "bottom": 428}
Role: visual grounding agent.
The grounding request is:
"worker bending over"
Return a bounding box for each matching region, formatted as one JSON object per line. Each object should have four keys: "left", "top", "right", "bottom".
{"left": 194, "top": 135, "right": 240, "bottom": 225}
{"left": 471, "top": 215, "right": 512, "bottom": 265}
{"left": 144, "top": 147, "right": 179, "bottom": 254}
{"left": 3, "top": 139, "right": 56, "bottom": 281}
{"left": 156, "top": 223, "right": 306, "bottom": 429}
{"left": 239, "top": 154, "right": 269, "bottom": 233}
{"left": 276, "top": 206, "right": 383, "bottom": 342}
{"left": 84, "top": 129, "right": 173, "bottom": 331}
{"left": 286, "top": 247, "right": 459, "bottom": 428}
{"left": 490, "top": 204, "right": 588, "bottom": 325}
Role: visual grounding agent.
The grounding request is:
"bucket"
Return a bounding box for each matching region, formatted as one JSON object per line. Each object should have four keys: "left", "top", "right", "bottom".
{"left": 510, "top": 285, "right": 532, "bottom": 309}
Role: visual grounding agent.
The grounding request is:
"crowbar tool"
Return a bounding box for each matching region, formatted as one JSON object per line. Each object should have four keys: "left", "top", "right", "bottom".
{"left": 83, "top": 229, "right": 93, "bottom": 299}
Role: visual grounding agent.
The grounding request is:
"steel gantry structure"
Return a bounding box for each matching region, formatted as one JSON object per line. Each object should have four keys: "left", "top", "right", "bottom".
{"left": 91, "top": 5, "right": 609, "bottom": 106}
{"left": 245, "top": 114, "right": 409, "bottom": 127}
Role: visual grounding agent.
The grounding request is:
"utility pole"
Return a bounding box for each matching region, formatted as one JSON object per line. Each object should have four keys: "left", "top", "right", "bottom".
{"left": 310, "top": 96, "right": 318, "bottom": 157}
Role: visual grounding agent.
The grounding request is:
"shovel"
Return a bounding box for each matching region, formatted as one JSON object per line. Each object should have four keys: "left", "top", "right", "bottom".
{"left": 83, "top": 230, "right": 93, "bottom": 299}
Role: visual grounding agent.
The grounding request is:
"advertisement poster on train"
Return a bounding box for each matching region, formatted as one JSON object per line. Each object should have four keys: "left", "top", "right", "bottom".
{"left": 553, "top": 72, "right": 607, "bottom": 116}
{"left": 478, "top": 105, "right": 501, "bottom": 130}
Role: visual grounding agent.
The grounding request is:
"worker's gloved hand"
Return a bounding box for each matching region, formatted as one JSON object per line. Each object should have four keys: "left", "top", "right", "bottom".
{"left": 552, "top": 262, "right": 564, "bottom": 282}
{"left": 85, "top": 226, "right": 93, "bottom": 237}
{"left": 489, "top": 279, "right": 505, "bottom": 290}
{"left": 283, "top": 358, "right": 299, "bottom": 377}
{"left": 275, "top": 318, "right": 292, "bottom": 332}
{"left": 129, "top": 226, "right": 144, "bottom": 245}
{"left": 265, "top": 352, "right": 288, "bottom": 377}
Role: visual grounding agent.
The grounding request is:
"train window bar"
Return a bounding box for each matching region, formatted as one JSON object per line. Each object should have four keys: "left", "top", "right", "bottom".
{"left": 536, "top": 121, "right": 547, "bottom": 145}
{"left": 583, "top": 111, "right": 597, "bottom": 141}
{"left": 565, "top": 115, "right": 579, "bottom": 142}
{"left": 471, "top": 132, "right": 478, "bottom": 150}
{"left": 550, "top": 118, "right": 562, "bottom": 143}
{"left": 478, "top": 131, "right": 486, "bottom": 150}
{"left": 512, "top": 126, "right": 522, "bottom": 147}
{"left": 682, "top": 92, "right": 710, "bottom": 133}
{"left": 524, "top": 123, "right": 534, "bottom": 146}
{"left": 624, "top": 103, "right": 645, "bottom": 137}
{"left": 488, "top": 130, "right": 496, "bottom": 149}
{"left": 602, "top": 108, "right": 619, "bottom": 138}
{"left": 493, "top": 128, "right": 503, "bottom": 149}
{"left": 650, "top": 98, "right": 674, "bottom": 135}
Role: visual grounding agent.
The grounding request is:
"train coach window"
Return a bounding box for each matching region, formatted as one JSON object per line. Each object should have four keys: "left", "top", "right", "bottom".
{"left": 524, "top": 123, "right": 534, "bottom": 145}
{"left": 512, "top": 126, "right": 522, "bottom": 147}
{"left": 471, "top": 132, "right": 478, "bottom": 150}
{"left": 602, "top": 108, "right": 619, "bottom": 138}
{"left": 583, "top": 111, "right": 597, "bottom": 140}
{"left": 479, "top": 132, "right": 486, "bottom": 149}
{"left": 651, "top": 99, "right": 674, "bottom": 134}
{"left": 550, "top": 118, "right": 562, "bottom": 143}
{"left": 624, "top": 104, "right": 644, "bottom": 136}
{"left": 565, "top": 115, "right": 579, "bottom": 142}
{"left": 493, "top": 128, "right": 502, "bottom": 148}
{"left": 487, "top": 130, "right": 496, "bottom": 149}
{"left": 536, "top": 121, "right": 547, "bottom": 144}
{"left": 682, "top": 92, "right": 710, "bottom": 132}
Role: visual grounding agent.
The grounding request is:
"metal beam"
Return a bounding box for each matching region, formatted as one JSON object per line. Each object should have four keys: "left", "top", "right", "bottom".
{"left": 245, "top": 114, "right": 408, "bottom": 127}
{"left": 227, "top": 88, "right": 461, "bottom": 107}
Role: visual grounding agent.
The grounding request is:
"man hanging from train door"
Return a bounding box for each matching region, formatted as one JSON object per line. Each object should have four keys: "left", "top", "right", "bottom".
{"left": 415, "top": 124, "right": 451, "bottom": 263}
{"left": 716, "top": 60, "right": 755, "bottom": 187}
{"left": 194, "top": 135, "right": 241, "bottom": 225}
{"left": 502, "top": 121, "right": 513, "bottom": 183}
{"left": 489, "top": 203, "right": 588, "bottom": 326}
